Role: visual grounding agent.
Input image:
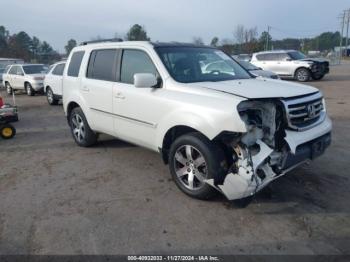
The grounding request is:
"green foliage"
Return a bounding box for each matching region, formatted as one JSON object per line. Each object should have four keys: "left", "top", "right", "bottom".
{"left": 65, "top": 39, "right": 77, "bottom": 55}
{"left": 126, "top": 24, "right": 150, "bottom": 41}
{"left": 0, "top": 25, "right": 60, "bottom": 64}
{"left": 210, "top": 37, "right": 219, "bottom": 47}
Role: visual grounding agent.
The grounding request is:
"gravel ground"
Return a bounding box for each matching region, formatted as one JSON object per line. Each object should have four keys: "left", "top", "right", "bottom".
{"left": 0, "top": 64, "right": 349, "bottom": 255}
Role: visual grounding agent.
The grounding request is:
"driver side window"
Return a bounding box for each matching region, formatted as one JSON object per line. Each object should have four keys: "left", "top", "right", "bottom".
{"left": 120, "top": 49, "right": 158, "bottom": 85}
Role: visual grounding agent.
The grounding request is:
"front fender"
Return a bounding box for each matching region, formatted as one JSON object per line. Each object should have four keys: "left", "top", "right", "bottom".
{"left": 155, "top": 106, "right": 247, "bottom": 149}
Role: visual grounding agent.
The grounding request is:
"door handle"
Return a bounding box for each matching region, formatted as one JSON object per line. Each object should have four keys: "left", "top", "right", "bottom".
{"left": 115, "top": 92, "right": 125, "bottom": 99}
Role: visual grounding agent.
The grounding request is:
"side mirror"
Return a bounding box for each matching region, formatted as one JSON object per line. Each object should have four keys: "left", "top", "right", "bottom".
{"left": 285, "top": 58, "right": 292, "bottom": 61}
{"left": 134, "top": 73, "right": 157, "bottom": 88}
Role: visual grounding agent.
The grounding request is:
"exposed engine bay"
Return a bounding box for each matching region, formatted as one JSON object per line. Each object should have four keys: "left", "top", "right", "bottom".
{"left": 205, "top": 98, "right": 328, "bottom": 200}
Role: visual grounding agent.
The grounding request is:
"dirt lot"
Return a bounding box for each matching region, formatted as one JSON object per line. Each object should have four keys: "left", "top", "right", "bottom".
{"left": 0, "top": 64, "right": 350, "bottom": 255}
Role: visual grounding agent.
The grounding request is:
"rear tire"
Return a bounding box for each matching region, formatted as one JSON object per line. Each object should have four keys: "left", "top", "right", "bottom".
{"left": 69, "top": 107, "right": 98, "bottom": 147}
{"left": 6, "top": 83, "right": 13, "bottom": 95}
{"left": 168, "top": 132, "right": 228, "bottom": 200}
{"left": 25, "top": 83, "right": 35, "bottom": 96}
{"left": 46, "top": 87, "right": 58, "bottom": 105}
{"left": 0, "top": 124, "right": 16, "bottom": 139}
{"left": 295, "top": 68, "right": 311, "bottom": 82}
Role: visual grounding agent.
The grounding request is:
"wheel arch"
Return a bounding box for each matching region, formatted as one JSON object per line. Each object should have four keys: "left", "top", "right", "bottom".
{"left": 66, "top": 101, "right": 81, "bottom": 122}
{"left": 24, "top": 81, "right": 31, "bottom": 88}
{"left": 44, "top": 85, "right": 50, "bottom": 93}
{"left": 160, "top": 125, "right": 210, "bottom": 164}
{"left": 293, "top": 66, "right": 311, "bottom": 77}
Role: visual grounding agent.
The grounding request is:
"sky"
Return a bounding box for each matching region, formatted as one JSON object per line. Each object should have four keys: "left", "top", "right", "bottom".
{"left": 1, "top": 0, "right": 349, "bottom": 53}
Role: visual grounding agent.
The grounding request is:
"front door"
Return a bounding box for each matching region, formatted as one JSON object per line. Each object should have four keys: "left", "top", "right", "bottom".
{"left": 113, "top": 49, "right": 165, "bottom": 149}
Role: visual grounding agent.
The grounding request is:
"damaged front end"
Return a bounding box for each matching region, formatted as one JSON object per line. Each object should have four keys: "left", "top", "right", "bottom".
{"left": 206, "top": 98, "right": 329, "bottom": 201}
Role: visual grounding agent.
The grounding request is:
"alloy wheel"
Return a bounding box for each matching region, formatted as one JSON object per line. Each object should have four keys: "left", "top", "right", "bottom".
{"left": 71, "top": 114, "right": 86, "bottom": 143}
{"left": 47, "top": 89, "right": 53, "bottom": 103}
{"left": 297, "top": 70, "right": 309, "bottom": 81}
{"left": 173, "top": 145, "right": 208, "bottom": 190}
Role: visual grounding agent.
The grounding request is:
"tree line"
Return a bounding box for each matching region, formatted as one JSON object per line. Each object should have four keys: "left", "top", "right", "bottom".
{"left": 0, "top": 23, "right": 345, "bottom": 65}
{"left": 208, "top": 25, "right": 343, "bottom": 55}
{"left": 0, "top": 25, "right": 60, "bottom": 64}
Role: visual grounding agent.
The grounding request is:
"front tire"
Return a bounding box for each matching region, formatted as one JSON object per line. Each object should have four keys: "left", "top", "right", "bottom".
{"left": 25, "top": 83, "right": 35, "bottom": 96}
{"left": 46, "top": 87, "right": 58, "bottom": 105}
{"left": 295, "top": 68, "right": 311, "bottom": 82}
{"left": 69, "top": 107, "right": 98, "bottom": 147}
{"left": 168, "top": 132, "right": 227, "bottom": 200}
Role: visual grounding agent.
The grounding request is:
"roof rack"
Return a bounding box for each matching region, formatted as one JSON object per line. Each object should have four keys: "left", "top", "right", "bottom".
{"left": 80, "top": 38, "right": 123, "bottom": 45}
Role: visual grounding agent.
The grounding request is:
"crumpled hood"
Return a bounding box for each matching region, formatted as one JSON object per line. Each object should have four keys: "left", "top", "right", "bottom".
{"left": 187, "top": 78, "right": 318, "bottom": 99}
{"left": 300, "top": 58, "right": 329, "bottom": 63}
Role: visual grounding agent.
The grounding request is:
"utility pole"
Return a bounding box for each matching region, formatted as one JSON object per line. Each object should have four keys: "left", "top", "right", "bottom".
{"left": 265, "top": 26, "right": 271, "bottom": 51}
{"left": 339, "top": 11, "right": 346, "bottom": 63}
{"left": 345, "top": 9, "right": 350, "bottom": 55}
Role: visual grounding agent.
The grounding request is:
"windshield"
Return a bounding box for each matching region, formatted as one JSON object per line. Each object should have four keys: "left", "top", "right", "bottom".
{"left": 22, "top": 65, "right": 45, "bottom": 74}
{"left": 287, "top": 51, "right": 307, "bottom": 60}
{"left": 155, "top": 47, "right": 251, "bottom": 83}
{"left": 237, "top": 60, "right": 260, "bottom": 71}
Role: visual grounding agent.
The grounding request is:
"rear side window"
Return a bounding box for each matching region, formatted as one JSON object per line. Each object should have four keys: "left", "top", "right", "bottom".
{"left": 256, "top": 53, "right": 280, "bottom": 61}
{"left": 52, "top": 63, "right": 65, "bottom": 76}
{"left": 87, "top": 49, "right": 118, "bottom": 81}
{"left": 120, "top": 49, "right": 157, "bottom": 84}
{"left": 68, "top": 51, "right": 85, "bottom": 77}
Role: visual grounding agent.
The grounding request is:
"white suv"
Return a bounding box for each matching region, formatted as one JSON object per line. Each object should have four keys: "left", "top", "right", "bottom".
{"left": 251, "top": 50, "right": 329, "bottom": 82}
{"left": 63, "top": 41, "right": 332, "bottom": 204}
{"left": 3, "top": 64, "right": 46, "bottom": 96}
{"left": 44, "top": 61, "right": 66, "bottom": 105}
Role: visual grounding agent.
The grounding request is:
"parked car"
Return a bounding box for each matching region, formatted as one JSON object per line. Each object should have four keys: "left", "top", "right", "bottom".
{"left": 44, "top": 61, "right": 66, "bottom": 105}
{"left": 251, "top": 50, "right": 329, "bottom": 82}
{"left": 236, "top": 60, "right": 280, "bottom": 79}
{"left": 3, "top": 64, "right": 46, "bottom": 96}
{"left": 0, "top": 58, "right": 24, "bottom": 88}
{"left": 63, "top": 41, "right": 332, "bottom": 204}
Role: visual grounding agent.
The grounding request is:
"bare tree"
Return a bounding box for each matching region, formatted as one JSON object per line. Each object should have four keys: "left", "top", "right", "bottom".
{"left": 234, "top": 24, "right": 245, "bottom": 45}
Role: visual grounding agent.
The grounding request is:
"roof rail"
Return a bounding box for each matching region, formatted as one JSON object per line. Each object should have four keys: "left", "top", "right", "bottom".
{"left": 80, "top": 38, "right": 123, "bottom": 45}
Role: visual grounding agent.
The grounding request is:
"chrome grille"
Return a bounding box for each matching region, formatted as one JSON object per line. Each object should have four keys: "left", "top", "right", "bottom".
{"left": 282, "top": 92, "right": 326, "bottom": 131}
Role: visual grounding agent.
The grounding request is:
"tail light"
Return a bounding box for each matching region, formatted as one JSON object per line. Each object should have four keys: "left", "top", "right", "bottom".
{"left": 0, "top": 96, "right": 4, "bottom": 108}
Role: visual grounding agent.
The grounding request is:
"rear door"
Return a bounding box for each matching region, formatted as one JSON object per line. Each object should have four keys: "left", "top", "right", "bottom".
{"left": 80, "top": 48, "right": 119, "bottom": 134}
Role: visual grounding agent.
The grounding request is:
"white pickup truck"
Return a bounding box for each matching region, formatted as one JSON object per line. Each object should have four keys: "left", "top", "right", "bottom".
{"left": 62, "top": 41, "right": 332, "bottom": 204}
